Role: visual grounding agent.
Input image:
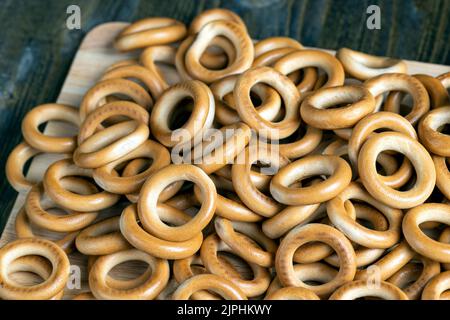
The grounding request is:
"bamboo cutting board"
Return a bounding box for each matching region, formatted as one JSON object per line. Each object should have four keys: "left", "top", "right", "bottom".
{"left": 0, "top": 22, "right": 449, "bottom": 299}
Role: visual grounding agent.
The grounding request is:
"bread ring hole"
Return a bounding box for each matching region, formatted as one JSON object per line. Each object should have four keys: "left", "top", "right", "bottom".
{"left": 168, "top": 98, "right": 194, "bottom": 130}
{"left": 437, "top": 123, "right": 450, "bottom": 135}
{"left": 107, "top": 259, "right": 149, "bottom": 282}
{"left": 278, "top": 123, "right": 307, "bottom": 144}
{"left": 37, "top": 121, "right": 78, "bottom": 138}
{"left": 385, "top": 91, "right": 414, "bottom": 117}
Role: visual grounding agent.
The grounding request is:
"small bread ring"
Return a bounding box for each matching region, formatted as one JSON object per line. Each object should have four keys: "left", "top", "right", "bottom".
{"left": 336, "top": 48, "right": 407, "bottom": 80}
{"left": 43, "top": 158, "right": 120, "bottom": 212}
{"left": 300, "top": 85, "right": 375, "bottom": 130}
{"left": 414, "top": 74, "right": 450, "bottom": 109}
{"left": 93, "top": 140, "right": 170, "bottom": 194}
{"left": 214, "top": 216, "right": 278, "bottom": 267}
{"left": 274, "top": 49, "right": 345, "bottom": 90}
{"left": 275, "top": 224, "right": 356, "bottom": 297}
{"left": 387, "top": 256, "right": 441, "bottom": 300}
{"left": 150, "top": 80, "right": 214, "bottom": 147}
{"left": 348, "top": 111, "right": 417, "bottom": 188}
{"left": 364, "top": 73, "right": 430, "bottom": 125}
{"left": 101, "top": 64, "right": 164, "bottom": 101}
{"left": 235, "top": 66, "right": 301, "bottom": 140}
{"left": 75, "top": 101, "right": 150, "bottom": 169}
{"left": 200, "top": 233, "right": 271, "bottom": 297}
{"left": 120, "top": 204, "right": 203, "bottom": 260}
{"left": 329, "top": 280, "right": 408, "bottom": 300}
{"left": 21, "top": 103, "right": 80, "bottom": 153}
{"left": 79, "top": 78, "right": 152, "bottom": 121}
{"left": 277, "top": 125, "right": 323, "bottom": 160}
{"left": 418, "top": 106, "right": 450, "bottom": 157}
{"left": 185, "top": 20, "right": 253, "bottom": 83}
{"left": 231, "top": 145, "right": 289, "bottom": 217}
{"left": 402, "top": 203, "right": 450, "bottom": 263}
{"left": 189, "top": 8, "right": 247, "bottom": 35}
{"left": 172, "top": 274, "right": 247, "bottom": 300}
{"left": 192, "top": 122, "right": 252, "bottom": 174}
{"left": 270, "top": 155, "right": 352, "bottom": 206}
{"left": 422, "top": 271, "right": 450, "bottom": 300}
{"left": 210, "top": 74, "right": 282, "bottom": 125}
{"left": 327, "top": 182, "right": 403, "bottom": 249}
{"left": 138, "top": 164, "right": 216, "bottom": 242}
{"left": 356, "top": 241, "right": 416, "bottom": 281}
{"left": 358, "top": 132, "right": 436, "bottom": 209}
{"left": 173, "top": 255, "right": 219, "bottom": 300}
{"left": 114, "top": 17, "right": 187, "bottom": 51}
{"left": 6, "top": 142, "right": 43, "bottom": 192}
{"left": 89, "top": 248, "right": 170, "bottom": 300}
{"left": 0, "top": 238, "right": 70, "bottom": 300}
{"left": 25, "top": 183, "right": 98, "bottom": 233}
{"left": 75, "top": 216, "right": 130, "bottom": 256}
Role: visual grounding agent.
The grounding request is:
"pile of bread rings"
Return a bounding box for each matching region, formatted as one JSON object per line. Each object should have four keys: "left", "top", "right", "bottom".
{"left": 2, "top": 8, "right": 450, "bottom": 300}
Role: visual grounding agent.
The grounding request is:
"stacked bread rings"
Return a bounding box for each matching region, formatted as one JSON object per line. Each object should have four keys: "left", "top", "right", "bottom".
{"left": 2, "top": 8, "right": 450, "bottom": 300}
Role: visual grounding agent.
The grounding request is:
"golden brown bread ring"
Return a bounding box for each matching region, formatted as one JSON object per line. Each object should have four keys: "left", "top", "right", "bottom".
{"left": 210, "top": 74, "right": 282, "bottom": 125}
{"left": 200, "top": 233, "right": 271, "bottom": 297}
{"left": 358, "top": 132, "right": 436, "bottom": 209}
{"left": 231, "top": 145, "right": 289, "bottom": 217}
{"left": 270, "top": 155, "right": 352, "bottom": 206}
{"left": 235, "top": 66, "right": 301, "bottom": 140}
{"left": 75, "top": 101, "right": 150, "bottom": 169}
{"left": 189, "top": 8, "right": 247, "bottom": 35}
{"left": 327, "top": 182, "right": 402, "bottom": 249}
{"left": 387, "top": 256, "right": 440, "bottom": 300}
{"left": 185, "top": 20, "right": 253, "bottom": 83}
{"left": 214, "top": 216, "right": 278, "bottom": 267}
{"left": 101, "top": 64, "right": 164, "bottom": 101}
{"left": 25, "top": 183, "right": 98, "bottom": 233}
{"left": 329, "top": 280, "right": 408, "bottom": 300}
{"left": 173, "top": 254, "right": 220, "bottom": 300}
{"left": 422, "top": 271, "right": 450, "bottom": 300}
{"left": 75, "top": 216, "right": 130, "bottom": 256}
{"left": 21, "top": 103, "right": 80, "bottom": 153}
{"left": 418, "top": 106, "right": 450, "bottom": 157}
{"left": 93, "top": 140, "right": 171, "bottom": 194}
{"left": 114, "top": 17, "right": 187, "bottom": 51}
{"left": 0, "top": 238, "right": 70, "bottom": 300}
{"left": 402, "top": 203, "right": 450, "bottom": 263}
{"left": 356, "top": 241, "right": 416, "bottom": 281}
{"left": 364, "top": 73, "right": 430, "bottom": 125}
{"left": 89, "top": 248, "right": 170, "bottom": 300}
{"left": 120, "top": 204, "right": 203, "bottom": 260}
{"left": 43, "top": 158, "right": 120, "bottom": 212}
{"left": 274, "top": 49, "right": 345, "bottom": 90}
{"left": 172, "top": 274, "right": 247, "bottom": 300}
{"left": 275, "top": 224, "right": 356, "bottom": 298}
{"left": 414, "top": 74, "right": 450, "bottom": 109}
{"left": 348, "top": 111, "right": 417, "bottom": 188}
{"left": 301, "top": 85, "right": 375, "bottom": 130}
{"left": 138, "top": 164, "right": 216, "bottom": 242}
{"left": 79, "top": 78, "right": 152, "bottom": 121}
{"left": 336, "top": 48, "right": 407, "bottom": 80}
{"left": 150, "top": 80, "right": 214, "bottom": 147}
{"left": 5, "top": 142, "right": 38, "bottom": 191}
